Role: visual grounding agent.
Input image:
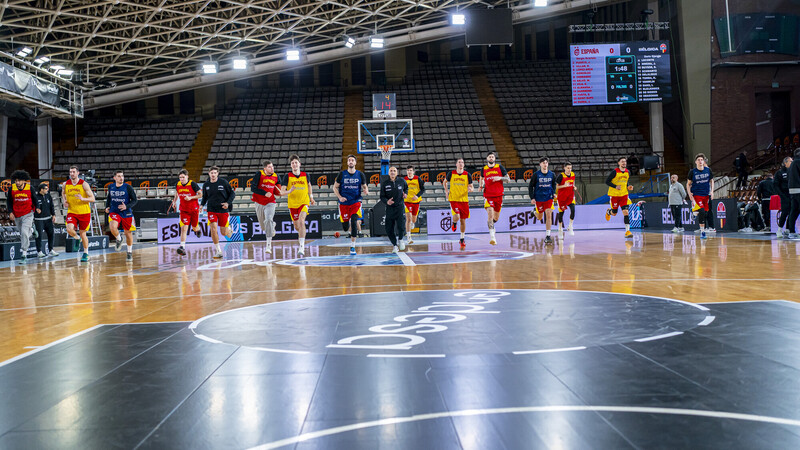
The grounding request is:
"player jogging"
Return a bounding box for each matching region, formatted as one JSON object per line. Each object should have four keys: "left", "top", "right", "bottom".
{"left": 251, "top": 160, "right": 281, "bottom": 254}
{"left": 686, "top": 153, "right": 715, "bottom": 240}
{"left": 555, "top": 162, "right": 577, "bottom": 238}
{"left": 333, "top": 154, "right": 369, "bottom": 256}
{"left": 201, "top": 166, "right": 236, "bottom": 259}
{"left": 480, "top": 152, "right": 509, "bottom": 245}
{"left": 173, "top": 169, "right": 203, "bottom": 256}
{"left": 443, "top": 157, "right": 473, "bottom": 250}
{"left": 62, "top": 165, "right": 96, "bottom": 262}
{"left": 404, "top": 165, "right": 425, "bottom": 245}
{"left": 105, "top": 170, "right": 138, "bottom": 261}
{"left": 281, "top": 154, "right": 316, "bottom": 257}
{"left": 604, "top": 156, "right": 634, "bottom": 238}
{"left": 528, "top": 157, "right": 557, "bottom": 244}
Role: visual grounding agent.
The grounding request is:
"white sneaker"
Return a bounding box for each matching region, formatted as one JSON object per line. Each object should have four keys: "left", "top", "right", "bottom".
{"left": 568, "top": 227, "right": 574, "bottom": 236}
{"left": 37, "top": 251, "right": 47, "bottom": 258}
{"left": 298, "top": 248, "right": 305, "bottom": 258}
{"left": 265, "top": 243, "right": 272, "bottom": 254}
{"left": 707, "top": 228, "right": 717, "bottom": 233}
{"left": 49, "top": 250, "right": 59, "bottom": 256}
{"left": 271, "top": 222, "right": 277, "bottom": 237}
{"left": 678, "top": 228, "right": 685, "bottom": 232}
{"left": 213, "top": 251, "right": 223, "bottom": 259}
{"left": 392, "top": 245, "right": 399, "bottom": 253}
{"left": 398, "top": 241, "right": 406, "bottom": 251}
{"left": 694, "top": 229, "right": 702, "bottom": 234}
{"left": 671, "top": 227, "right": 680, "bottom": 233}
{"left": 489, "top": 237, "right": 497, "bottom": 245}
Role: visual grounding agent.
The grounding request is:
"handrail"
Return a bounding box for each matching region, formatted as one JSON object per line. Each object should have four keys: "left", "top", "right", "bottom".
{"left": 711, "top": 139, "right": 756, "bottom": 170}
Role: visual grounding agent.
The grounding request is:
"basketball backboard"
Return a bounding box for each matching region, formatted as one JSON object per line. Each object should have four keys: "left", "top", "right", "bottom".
{"left": 357, "top": 119, "right": 414, "bottom": 154}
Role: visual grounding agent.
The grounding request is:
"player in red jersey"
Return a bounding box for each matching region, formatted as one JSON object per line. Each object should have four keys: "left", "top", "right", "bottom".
{"left": 479, "top": 152, "right": 509, "bottom": 245}
{"left": 555, "top": 162, "right": 577, "bottom": 238}
{"left": 172, "top": 169, "right": 203, "bottom": 255}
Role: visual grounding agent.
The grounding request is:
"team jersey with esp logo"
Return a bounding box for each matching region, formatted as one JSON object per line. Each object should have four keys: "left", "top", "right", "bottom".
{"left": 482, "top": 164, "right": 508, "bottom": 197}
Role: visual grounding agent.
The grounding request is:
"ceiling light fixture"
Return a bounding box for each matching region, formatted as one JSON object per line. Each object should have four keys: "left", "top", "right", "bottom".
{"left": 202, "top": 62, "right": 218, "bottom": 74}
{"left": 370, "top": 37, "right": 384, "bottom": 49}
{"left": 232, "top": 57, "right": 248, "bottom": 70}
{"left": 452, "top": 14, "right": 466, "bottom": 25}
{"left": 286, "top": 49, "right": 300, "bottom": 61}
{"left": 345, "top": 36, "right": 356, "bottom": 48}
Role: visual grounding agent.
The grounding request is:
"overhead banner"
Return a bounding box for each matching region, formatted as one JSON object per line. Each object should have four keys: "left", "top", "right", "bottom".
{"left": 0, "top": 62, "right": 60, "bottom": 108}
{"left": 158, "top": 213, "right": 322, "bottom": 244}
{"left": 425, "top": 204, "right": 626, "bottom": 235}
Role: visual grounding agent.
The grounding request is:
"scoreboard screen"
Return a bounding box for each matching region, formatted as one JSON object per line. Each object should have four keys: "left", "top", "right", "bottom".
{"left": 570, "top": 41, "right": 672, "bottom": 106}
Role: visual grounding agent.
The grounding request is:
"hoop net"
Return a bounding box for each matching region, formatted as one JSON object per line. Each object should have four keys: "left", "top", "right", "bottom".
{"left": 379, "top": 144, "right": 394, "bottom": 162}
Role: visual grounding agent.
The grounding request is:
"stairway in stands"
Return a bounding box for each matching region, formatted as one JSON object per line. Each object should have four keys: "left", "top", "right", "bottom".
{"left": 469, "top": 65, "right": 521, "bottom": 168}
{"left": 184, "top": 119, "right": 220, "bottom": 180}
{"left": 342, "top": 90, "right": 364, "bottom": 171}
{"left": 623, "top": 104, "right": 685, "bottom": 176}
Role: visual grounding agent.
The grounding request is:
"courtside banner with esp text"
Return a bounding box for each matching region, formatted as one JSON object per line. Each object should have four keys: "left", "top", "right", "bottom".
{"left": 158, "top": 213, "right": 322, "bottom": 244}
{"left": 426, "top": 204, "right": 628, "bottom": 235}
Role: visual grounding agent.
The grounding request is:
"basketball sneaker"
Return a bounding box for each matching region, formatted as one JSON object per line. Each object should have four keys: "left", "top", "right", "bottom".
{"left": 707, "top": 228, "right": 717, "bottom": 233}
{"left": 49, "top": 250, "right": 59, "bottom": 257}
{"left": 37, "top": 251, "right": 46, "bottom": 258}
{"left": 459, "top": 238, "right": 466, "bottom": 249}
{"left": 452, "top": 223, "right": 457, "bottom": 232}
{"left": 671, "top": 227, "right": 681, "bottom": 233}
{"left": 80, "top": 253, "right": 89, "bottom": 262}
{"left": 624, "top": 230, "right": 633, "bottom": 238}
{"left": 489, "top": 237, "right": 497, "bottom": 245}
{"left": 18, "top": 256, "right": 26, "bottom": 265}
{"left": 115, "top": 237, "right": 123, "bottom": 251}
{"left": 568, "top": 226, "right": 574, "bottom": 236}
{"left": 213, "top": 251, "right": 223, "bottom": 259}
{"left": 298, "top": 248, "right": 305, "bottom": 258}
{"left": 194, "top": 229, "right": 202, "bottom": 238}
{"left": 177, "top": 246, "right": 186, "bottom": 256}
{"left": 399, "top": 241, "right": 406, "bottom": 251}
{"left": 126, "top": 252, "right": 133, "bottom": 262}
{"left": 605, "top": 209, "right": 611, "bottom": 221}
{"left": 558, "top": 230, "right": 565, "bottom": 240}
{"left": 392, "top": 245, "right": 399, "bottom": 253}
{"left": 266, "top": 243, "right": 272, "bottom": 254}
{"left": 349, "top": 246, "right": 357, "bottom": 256}
{"left": 407, "top": 236, "right": 414, "bottom": 245}
{"left": 544, "top": 235, "right": 554, "bottom": 244}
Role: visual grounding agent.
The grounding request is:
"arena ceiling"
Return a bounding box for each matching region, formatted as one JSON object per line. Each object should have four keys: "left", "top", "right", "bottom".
{"left": 0, "top": 0, "right": 622, "bottom": 108}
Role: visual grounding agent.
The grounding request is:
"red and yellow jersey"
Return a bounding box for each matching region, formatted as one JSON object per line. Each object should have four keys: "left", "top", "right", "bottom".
{"left": 252, "top": 170, "right": 281, "bottom": 205}
{"left": 482, "top": 164, "right": 507, "bottom": 197}
{"left": 284, "top": 171, "right": 310, "bottom": 209}
{"left": 176, "top": 180, "right": 200, "bottom": 212}
{"left": 405, "top": 176, "right": 422, "bottom": 203}
{"left": 557, "top": 171, "right": 576, "bottom": 204}
{"left": 11, "top": 182, "right": 33, "bottom": 216}
{"left": 64, "top": 179, "right": 91, "bottom": 215}
{"left": 607, "top": 168, "right": 630, "bottom": 197}
{"left": 446, "top": 170, "right": 470, "bottom": 202}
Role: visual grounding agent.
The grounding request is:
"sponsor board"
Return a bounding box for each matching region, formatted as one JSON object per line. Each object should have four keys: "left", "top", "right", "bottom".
{"left": 425, "top": 204, "right": 625, "bottom": 235}
{"left": 158, "top": 213, "right": 322, "bottom": 244}
{"left": 642, "top": 199, "right": 739, "bottom": 231}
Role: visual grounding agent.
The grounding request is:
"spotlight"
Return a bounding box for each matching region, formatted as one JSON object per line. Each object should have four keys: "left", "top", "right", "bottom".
{"left": 49, "top": 64, "right": 65, "bottom": 72}
{"left": 344, "top": 36, "right": 356, "bottom": 48}
{"left": 286, "top": 49, "right": 300, "bottom": 61}
{"left": 202, "top": 62, "right": 218, "bottom": 74}
{"left": 534, "top": 0, "right": 548, "bottom": 6}
{"left": 34, "top": 56, "right": 50, "bottom": 65}
{"left": 57, "top": 69, "right": 74, "bottom": 78}
{"left": 370, "top": 37, "right": 384, "bottom": 49}
{"left": 16, "top": 47, "right": 32, "bottom": 57}
{"left": 452, "top": 14, "right": 466, "bottom": 25}
{"left": 232, "top": 57, "right": 248, "bottom": 70}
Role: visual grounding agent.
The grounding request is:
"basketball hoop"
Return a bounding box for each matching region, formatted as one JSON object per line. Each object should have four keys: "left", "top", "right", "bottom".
{"left": 379, "top": 144, "right": 394, "bottom": 162}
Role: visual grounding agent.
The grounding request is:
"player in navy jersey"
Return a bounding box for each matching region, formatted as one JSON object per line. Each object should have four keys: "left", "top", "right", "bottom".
{"left": 686, "top": 153, "right": 714, "bottom": 239}
{"left": 333, "top": 155, "right": 369, "bottom": 255}
{"left": 528, "top": 157, "right": 558, "bottom": 244}
{"left": 105, "top": 170, "right": 138, "bottom": 261}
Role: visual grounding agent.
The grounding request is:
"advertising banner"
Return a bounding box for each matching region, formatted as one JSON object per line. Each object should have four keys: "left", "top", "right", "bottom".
{"left": 425, "top": 204, "right": 626, "bottom": 235}
{"left": 158, "top": 213, "right": 322, "bottom": 244}
{"left": 641, "top": 198, "right": 739, "bottom": 231}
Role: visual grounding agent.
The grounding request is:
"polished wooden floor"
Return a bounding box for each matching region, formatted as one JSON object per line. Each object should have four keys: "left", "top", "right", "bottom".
{"left": 2, "top": 229, "right": 799, "bottom": 363}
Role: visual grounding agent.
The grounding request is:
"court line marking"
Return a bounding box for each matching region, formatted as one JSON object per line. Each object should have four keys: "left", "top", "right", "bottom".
{"left": 0, "top": 324, "right": 106, "bottom": 368}
{"left": 6, "top": 280, "right": 795, "bottom": 313}
{"left": 367, "top": 354, "right": 445, "bottom": 358}
{"left": 248, "top": 405, "right": 800, "bottom": 449}
{"left": 396, "top": 252, "right": 416, "bottom": 266}
{"left": 698, "top": 316, "right": 716, "bottom": 326}
{"left": 635, "top": 331, "right": 684, "bottom": 342}
{"left": 513, "top": 346, "right": 586, "bottom": 355}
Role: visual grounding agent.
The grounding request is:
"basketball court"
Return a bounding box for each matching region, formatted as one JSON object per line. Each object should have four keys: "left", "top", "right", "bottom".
{"left": 2, "top": 229, "right": 800, "bottom": 448}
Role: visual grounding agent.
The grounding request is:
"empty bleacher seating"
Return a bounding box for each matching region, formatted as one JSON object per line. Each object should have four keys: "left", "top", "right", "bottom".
{"left": 52, "top": 116, "right": 202, "bottom": 180}
{"left": 204, "top": 87, "right": 344, "bottom": 177}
